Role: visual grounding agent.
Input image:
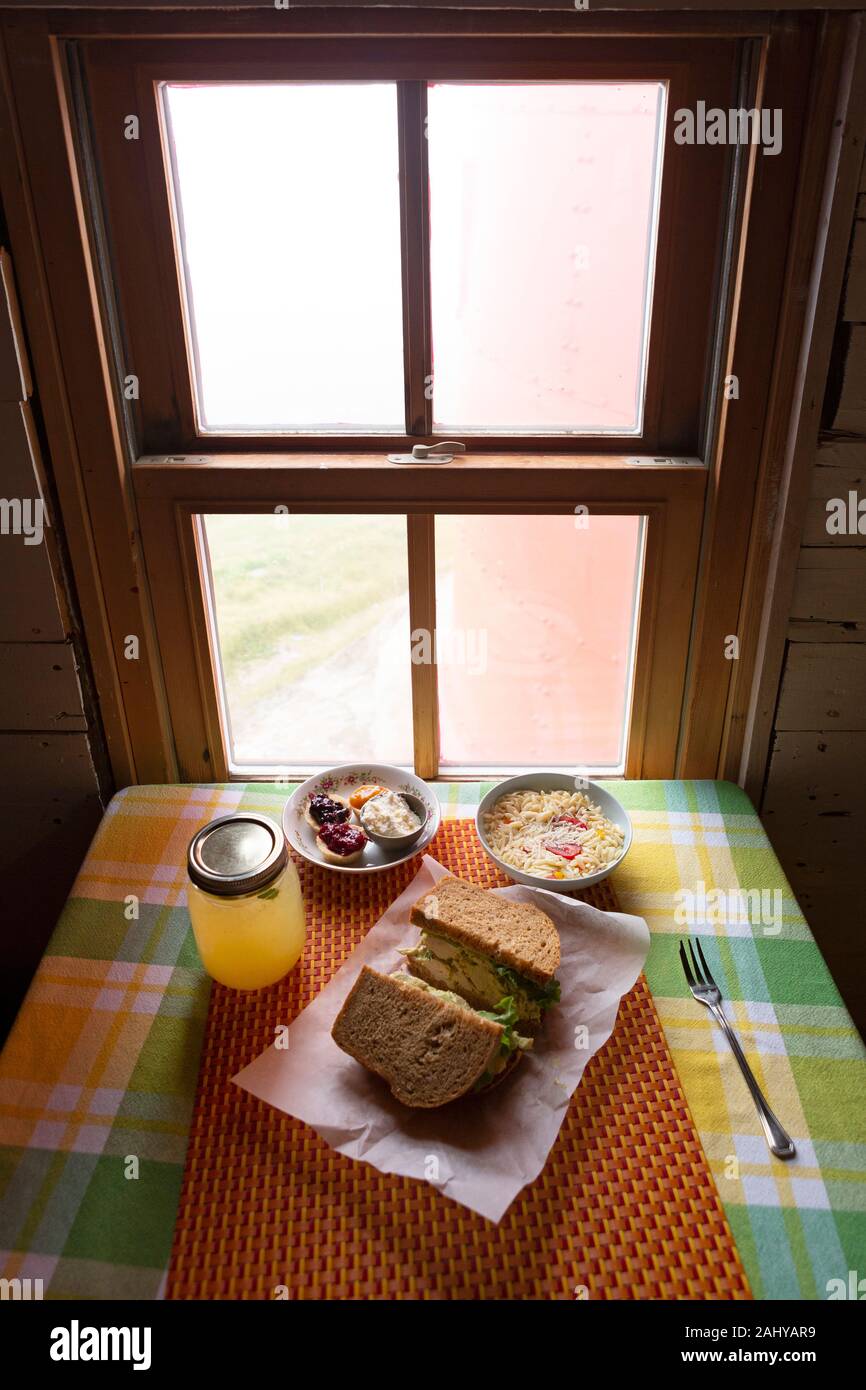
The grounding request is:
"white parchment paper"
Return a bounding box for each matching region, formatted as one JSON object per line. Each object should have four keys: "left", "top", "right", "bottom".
{"left": 233, "top": 856, "right": 650, "bottom": 1223}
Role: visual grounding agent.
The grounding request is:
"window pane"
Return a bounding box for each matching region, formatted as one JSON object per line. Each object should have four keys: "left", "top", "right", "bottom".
{"left": 427, "top": 83, "right": 664, "bottom": 434}
{"left": 435, "top": 514, "right": 643, "bottom": 769}
{"left": 202, "top": 514, "right": 412, "bottom": 767}
{"left": 164, "top": 85, "right": 405, "bottom": 432}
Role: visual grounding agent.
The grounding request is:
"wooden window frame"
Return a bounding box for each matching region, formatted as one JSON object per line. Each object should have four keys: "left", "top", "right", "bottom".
{"left": 0, "top": 6, "right": 847, "bottom": 791}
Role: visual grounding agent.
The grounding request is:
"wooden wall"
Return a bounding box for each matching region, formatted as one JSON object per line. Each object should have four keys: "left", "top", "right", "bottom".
{"left": 762, "top": 152, "right": 866, "bottom": 1037}
{"left": 0, "top": 245, "right": 105, "bottom": 1040}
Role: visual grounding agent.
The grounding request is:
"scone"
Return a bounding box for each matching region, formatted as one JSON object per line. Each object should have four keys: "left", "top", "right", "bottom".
{"left": 316, "top": 821, "right": 368, "bottom": 866}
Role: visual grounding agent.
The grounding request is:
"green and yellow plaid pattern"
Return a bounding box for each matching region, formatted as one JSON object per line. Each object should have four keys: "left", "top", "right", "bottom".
{"left": 0, "top": 780, "right": 863, "bottom": 1299}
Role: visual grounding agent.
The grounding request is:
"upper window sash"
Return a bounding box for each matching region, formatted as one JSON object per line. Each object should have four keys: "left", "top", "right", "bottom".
{"left": 82, "top": 35, "right": 739, "bottom": 456}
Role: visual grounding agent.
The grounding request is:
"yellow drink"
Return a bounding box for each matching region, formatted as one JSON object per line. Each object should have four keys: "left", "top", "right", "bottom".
{"left": 187, "top": 813, "right": 306, "bottom": 990}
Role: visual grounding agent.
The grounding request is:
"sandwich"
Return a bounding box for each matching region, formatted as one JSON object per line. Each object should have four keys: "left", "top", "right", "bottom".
{"left": 401, "top": 875, "right": 561, "bottom": 1028}
{"left": 331, "top": 965, "right": 532, "bottom": 1108}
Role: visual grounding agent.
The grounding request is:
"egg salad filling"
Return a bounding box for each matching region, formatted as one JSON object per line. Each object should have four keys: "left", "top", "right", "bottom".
{"left": 401, "top": 929, "right": 560, "bottom": 1024}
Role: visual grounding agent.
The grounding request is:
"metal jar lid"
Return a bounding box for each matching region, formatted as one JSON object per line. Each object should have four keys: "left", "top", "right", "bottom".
{"left": 187, "top": 813, "right": 288, "bottom": 897}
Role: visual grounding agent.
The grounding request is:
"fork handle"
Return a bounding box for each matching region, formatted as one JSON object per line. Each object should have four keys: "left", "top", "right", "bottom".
{"left": 707, "top": 1003, "right": 796, "bottom": 1160}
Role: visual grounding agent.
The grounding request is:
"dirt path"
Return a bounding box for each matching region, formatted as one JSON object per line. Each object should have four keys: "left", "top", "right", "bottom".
{"left": 229, "top": 592, "right": 413, "bottom": 766}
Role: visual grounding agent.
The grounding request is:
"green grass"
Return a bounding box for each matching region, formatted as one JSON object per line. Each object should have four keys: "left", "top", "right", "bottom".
{"left": 204, "top": 513, "right": 408, "bottom": 711}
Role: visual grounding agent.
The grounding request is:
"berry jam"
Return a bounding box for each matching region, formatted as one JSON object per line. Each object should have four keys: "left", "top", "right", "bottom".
{"left": 309, "top": 794, "right": 349, "bottom": 826}
{"left": 318, "top": 821, "right": 367, "bottom": 856}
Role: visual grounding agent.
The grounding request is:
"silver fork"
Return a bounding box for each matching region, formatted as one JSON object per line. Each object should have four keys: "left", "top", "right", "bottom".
{"left": 679, "top": 937, "right": 796, "bottom": 1160}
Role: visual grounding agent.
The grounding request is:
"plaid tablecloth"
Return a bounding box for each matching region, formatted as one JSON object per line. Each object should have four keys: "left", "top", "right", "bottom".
{"left": 0, "top": 780, "right": 863, "bottom": 1300}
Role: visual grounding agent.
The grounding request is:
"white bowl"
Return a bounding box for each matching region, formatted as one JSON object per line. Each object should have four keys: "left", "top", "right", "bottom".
{"left": 359, "top": 791, "right": 430, "bottom": 851}
{"left": 284, "top": 764, "right": 440, "bottom": 875}
{"left": 475, "top": 773, "right": 632, "bottom": 894}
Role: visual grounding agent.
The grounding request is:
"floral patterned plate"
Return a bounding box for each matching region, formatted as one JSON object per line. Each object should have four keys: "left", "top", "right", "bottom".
{"left": 282, "top": 763, "right": 441, "bottom": 875}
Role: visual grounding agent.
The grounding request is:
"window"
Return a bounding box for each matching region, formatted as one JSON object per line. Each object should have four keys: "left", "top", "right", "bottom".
{"left": 86, "top": 37, "right": 734, "bottom": 455}
{"left": 162, "top": 77, "right": 665, "bottom": 439}
{"left": 66, "top": 22, "right": 812, "bottom": 783}
{"left": 203, "top": 513, "right": 413, "bottom": 768}
{"left": 435, "top": 514, "right": 644, "bottom": 771}
{"left": 164, "top": 83, "right": 406, "bottom": 433}
{"left": 199, "top": 511, "right": 644, "bottom": 776}
{"left": 427, "top": 83, "right": 664, "bottom": 435}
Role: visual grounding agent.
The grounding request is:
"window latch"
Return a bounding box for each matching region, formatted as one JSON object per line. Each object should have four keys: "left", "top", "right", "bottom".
{"left": 387, "top": 441, "right": 466, "bottom": 465}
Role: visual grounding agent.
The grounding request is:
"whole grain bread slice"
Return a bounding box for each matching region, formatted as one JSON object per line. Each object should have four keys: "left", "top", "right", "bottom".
{"left": 410, "top": 875, "right": 560, "bottom": 983}
{"left": 331, "top": 966, "right": 502, "bottom": 1108}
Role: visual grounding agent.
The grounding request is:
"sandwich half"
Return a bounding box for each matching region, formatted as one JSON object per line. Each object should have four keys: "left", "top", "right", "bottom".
{"left": 331, "top": 965, "right": 532, "bottom": 1108}
{"left": 402, "top": 875, "right": 561, "bottom": 1028}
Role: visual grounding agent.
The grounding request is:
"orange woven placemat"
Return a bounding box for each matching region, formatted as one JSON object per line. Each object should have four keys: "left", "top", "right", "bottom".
{"left": 166, "top": 819, "right": 751, "bottom": 1301}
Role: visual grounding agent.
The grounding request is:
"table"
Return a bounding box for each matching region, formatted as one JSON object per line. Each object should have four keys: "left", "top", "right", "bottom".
{"left": 0, "top": 780, "right": 863, "bottom": 1300}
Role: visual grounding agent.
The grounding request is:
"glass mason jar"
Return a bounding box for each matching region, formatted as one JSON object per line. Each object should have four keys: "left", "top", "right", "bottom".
{"left": 186, "top": 813, "right": 305, "bottom": 990}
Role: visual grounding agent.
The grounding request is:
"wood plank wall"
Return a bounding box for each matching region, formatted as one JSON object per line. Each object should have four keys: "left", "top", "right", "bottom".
{"left": 0, "top": 245, "right": 106, "bottom": 1041}
{"left": 762, "top": 151, "right": 866, "bottom": 1038}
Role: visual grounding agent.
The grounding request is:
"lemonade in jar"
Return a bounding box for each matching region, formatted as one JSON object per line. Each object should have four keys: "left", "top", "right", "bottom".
{"left": 186, "top": 813, "right": 305, "bottom": 990}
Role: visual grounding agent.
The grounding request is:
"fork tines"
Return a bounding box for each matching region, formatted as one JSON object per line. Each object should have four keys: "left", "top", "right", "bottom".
{"left": 679, "top": 936, "right": 719, "bottom": 995}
